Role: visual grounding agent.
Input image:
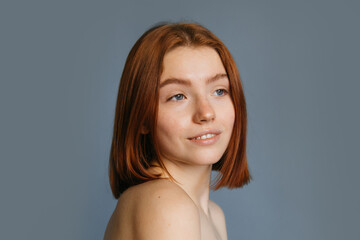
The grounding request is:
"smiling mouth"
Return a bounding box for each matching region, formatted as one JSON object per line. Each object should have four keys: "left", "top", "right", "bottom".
{"left": 189, "top": 133, "right": 217, "bottom": 140}
{"left": 187, "top": 129, "right": 222, "bottom": 146}
{"left": 187, "top": 133, "right": 221, "bottom": 146}
{"left": 188, "top": 129, "right": 222, "bottom": 140}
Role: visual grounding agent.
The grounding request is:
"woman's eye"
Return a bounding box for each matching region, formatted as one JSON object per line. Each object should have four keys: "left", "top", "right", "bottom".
{"left": 214, "top": 89, "right": 228, "bottom": 96}
{"left": 169, "top": 94, "right": 185, "bottom": 101}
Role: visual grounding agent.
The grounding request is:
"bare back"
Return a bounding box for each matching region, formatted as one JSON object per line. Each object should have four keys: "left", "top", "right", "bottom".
{"left": 104, "top": 179, "right": 227, "bottom": 240}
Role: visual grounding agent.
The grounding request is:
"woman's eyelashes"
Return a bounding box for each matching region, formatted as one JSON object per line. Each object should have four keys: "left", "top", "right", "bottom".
{"left": 168, "top": 94, "right": 185, "bottom": 101}
{"left": 167, "top": 88, "right": 229, "bottom": 102}
{"left": 214, "top": 88, "right": 228, "bottom": 96}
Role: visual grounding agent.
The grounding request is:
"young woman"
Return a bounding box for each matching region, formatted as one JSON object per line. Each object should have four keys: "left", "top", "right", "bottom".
{"left": 104, "top": 22, "right": 251, "bottom": 240}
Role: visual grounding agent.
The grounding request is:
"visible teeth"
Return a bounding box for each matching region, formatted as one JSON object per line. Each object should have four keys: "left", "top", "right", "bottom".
{"left": 194, "top": 133, "right": 216, "bottom": 140}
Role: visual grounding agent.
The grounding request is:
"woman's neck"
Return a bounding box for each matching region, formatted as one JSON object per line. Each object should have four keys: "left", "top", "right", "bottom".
{"left": 149, "top": 159, "right": 213, "bottom": 216}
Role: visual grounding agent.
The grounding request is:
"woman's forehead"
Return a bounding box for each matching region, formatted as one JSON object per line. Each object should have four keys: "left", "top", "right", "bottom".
{"left": 160, "top": 46, "right": 226, "bottom": 83}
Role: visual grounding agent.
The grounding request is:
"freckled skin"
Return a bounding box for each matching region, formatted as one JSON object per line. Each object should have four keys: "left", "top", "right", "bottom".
{"left": 156, "top": 46, "right": 235, "bottom": 168}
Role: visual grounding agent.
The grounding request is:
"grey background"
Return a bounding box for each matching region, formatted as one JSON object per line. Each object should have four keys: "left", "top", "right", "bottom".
{"left": 1, "top": 0, "right": 359, "bottom": 239}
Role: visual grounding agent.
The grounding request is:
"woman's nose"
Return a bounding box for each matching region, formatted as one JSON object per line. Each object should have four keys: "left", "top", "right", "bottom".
{"left": 193, "top": 98, "right": 216, "bottom": 123}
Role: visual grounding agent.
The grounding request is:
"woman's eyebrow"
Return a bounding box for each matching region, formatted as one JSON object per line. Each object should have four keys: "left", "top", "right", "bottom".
{"left": 159, "top": 73, "right": 228, "bottom": 89}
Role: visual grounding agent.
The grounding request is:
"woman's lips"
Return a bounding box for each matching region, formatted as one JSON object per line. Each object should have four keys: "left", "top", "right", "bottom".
{"left": 188, "top": 129, "right": 222, "bottom": 139}
{"left": 188, "top": 134, "right": 220, "bottom": 146}
{"left": 187, "top": 129, "right": 221, "bottom": 146}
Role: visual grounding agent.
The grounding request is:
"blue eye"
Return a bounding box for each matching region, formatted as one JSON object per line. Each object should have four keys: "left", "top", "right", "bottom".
{"left": 169, "top": 94, "right": 185, "bottom": 101}
{"left": 214, "top": 89, "right": 228, "bottom": 96}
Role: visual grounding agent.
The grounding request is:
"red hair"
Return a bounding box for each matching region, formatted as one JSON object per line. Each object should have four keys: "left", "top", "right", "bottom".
{"left": 109, "top": 22, "right": 251, "bottom": 198}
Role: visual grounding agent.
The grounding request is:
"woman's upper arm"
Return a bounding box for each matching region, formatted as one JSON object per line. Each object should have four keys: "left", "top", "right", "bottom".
{"left": 135, "top": 188, "right": 201, "bottom": 240}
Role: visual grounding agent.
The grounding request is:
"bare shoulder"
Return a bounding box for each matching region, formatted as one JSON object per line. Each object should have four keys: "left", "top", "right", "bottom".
{"left": 104, "top": 179, "right": 201, "bottom": 240}
{"left": 209, "top": 200, "right": 227, "bottom": 240}
{"left": 104, "top": 185, "right": 139, "bottom": 240}
{"left": 209, "top": 200, "right": 225, "bottom": 220}
{"left": 134, "top": 179, "right": 201, "bottom": 239}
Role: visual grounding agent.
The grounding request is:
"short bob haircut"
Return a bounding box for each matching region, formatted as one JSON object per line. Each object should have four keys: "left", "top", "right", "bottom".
{"left": 109, "top": 22, "right": 251, "bottom": 198}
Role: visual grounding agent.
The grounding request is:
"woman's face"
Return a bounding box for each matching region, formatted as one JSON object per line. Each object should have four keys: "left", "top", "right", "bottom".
{"left": 155, "top": 46, "right": 235, "bottom": 167}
